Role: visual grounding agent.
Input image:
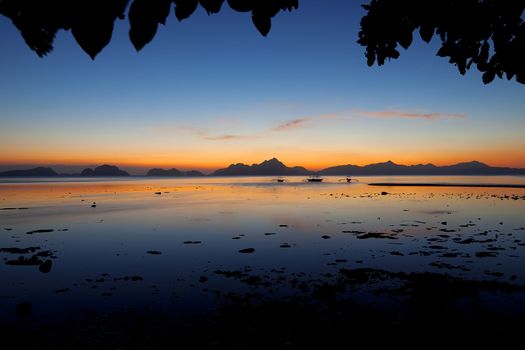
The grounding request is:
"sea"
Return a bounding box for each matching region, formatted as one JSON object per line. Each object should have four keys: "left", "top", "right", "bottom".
{"left": 1, "top": 175, "right": 525, "bottom": 323}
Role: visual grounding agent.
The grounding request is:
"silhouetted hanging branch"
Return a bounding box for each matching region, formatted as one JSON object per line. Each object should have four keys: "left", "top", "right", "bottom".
{"left": 0, "top": 0, "right": 298, "bottom": 59}
{"left": 1, "top": 0, "right": 524, "bottom": 84}
{"left": 358, "top": 0, "right": 525, "bottom": 84}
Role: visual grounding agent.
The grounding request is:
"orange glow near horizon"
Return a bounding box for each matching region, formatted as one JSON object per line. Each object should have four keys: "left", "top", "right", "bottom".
{"left": 1, "top": 148, "right": 524, "bottom": 173}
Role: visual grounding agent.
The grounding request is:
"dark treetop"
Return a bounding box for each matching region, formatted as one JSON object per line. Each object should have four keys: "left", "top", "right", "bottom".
{"left": 1, "top": 0, "right": 523, "bottom": 84}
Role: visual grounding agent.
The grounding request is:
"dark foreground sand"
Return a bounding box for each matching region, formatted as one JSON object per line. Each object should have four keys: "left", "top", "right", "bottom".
{"left": 1, "top": 267, "right": 525, "bottom": 347}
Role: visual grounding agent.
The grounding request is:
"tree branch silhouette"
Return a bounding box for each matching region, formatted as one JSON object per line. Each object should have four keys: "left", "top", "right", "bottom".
{"left": 358, "top": 0, "right": 525, "bottom": 84}
{"left": 1, "top": 0, "right": 523, "bottom": 84}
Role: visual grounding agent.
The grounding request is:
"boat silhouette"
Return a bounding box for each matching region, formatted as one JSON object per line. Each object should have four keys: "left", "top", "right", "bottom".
{"left": 306, "top": 176, "right": 323, "bottom": 182}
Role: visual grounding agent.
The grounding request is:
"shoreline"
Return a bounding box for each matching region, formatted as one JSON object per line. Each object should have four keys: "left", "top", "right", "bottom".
{"left": 369, "top": 183, "right": 525, "bottom": 188}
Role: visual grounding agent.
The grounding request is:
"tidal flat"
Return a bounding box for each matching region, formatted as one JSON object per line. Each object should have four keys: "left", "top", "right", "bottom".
{"left": 1, "top": 176, "right": 525, "bottom": 345}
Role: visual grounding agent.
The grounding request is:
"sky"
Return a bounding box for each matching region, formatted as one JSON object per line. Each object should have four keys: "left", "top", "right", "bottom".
{"left": 1, "top": 0, "right": 524, "bottom": 174}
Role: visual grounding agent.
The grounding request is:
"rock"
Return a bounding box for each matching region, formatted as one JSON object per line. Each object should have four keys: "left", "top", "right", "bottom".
{"left": 0, "top": 247, "right": 41, "bottom": 254}
{"left": 475, "top": 251, "right": 498, "bottom": 258}
{"left": 147, "top": 250, "right": 162, "bottom": 255}
{"left": 321, "top": 235, "right": 331, "bottom": 239}
{"left": 38, "top": 259, "right": 52, "bottom": 273}
{"left": 239, "top": 248, "right": 255, "bottom": 254}
{"left": 154, "top": 192, "right": 162, "bottom": 195}
{"left": 6, "top": 255, "right": 43, "bottom": 265}
{"left": 356, "top": 232, "right": 397, "bottom": 240}
{"left": 280, "top": 243, "right": 291, "bottom": 248}
{"left": 25, "top": 229, "right": 54, "bottom": 234}
{"left": 390, "top": 251, "right": 404, "bottom": 256}
{"left": 199, "top": 276, "right": 209, "bottom": 283}
{"left": 91, "top": 202, "right": 97, "bottom": 208}
{"left": 381, "top": 191, "right": 388, "bottom": 195}
{"left": 183, "top": 241, "right": 202, "bottom": 244}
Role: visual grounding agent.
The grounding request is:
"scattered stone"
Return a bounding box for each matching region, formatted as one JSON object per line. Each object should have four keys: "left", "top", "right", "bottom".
{"left": 38, "top": 259, "right": 52, "bottom": 273}
{"left": 0, "top": 247, "right": 41, "bottom": 254}
{"left": 199, "top": 276, "right": 209, "bottom": 283}
{"left": 26, "top": 229, "right": 54, "bottom": 234}
{"left": 475, "top": 251, "right": 498, "bottom": 258}
{"left": 390, "top": 251, "right": 404, "bottom": 256}
{"left": 356, "top": 232, "right": 397, "bottom": 240}
{"left": 280, "top": 243, "right": 291, "bottom": 248}
{"left": 239, "top": 248, "right": 255, "bottom": 254}
{"left": 6, "top": 255, "right": 43, "bottom": 266}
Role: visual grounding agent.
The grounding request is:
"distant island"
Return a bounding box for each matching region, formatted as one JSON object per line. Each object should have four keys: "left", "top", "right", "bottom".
{"left": 212, "top": 158, "right": 525, "bottom": 176}
{"left": 1, "top": 159, "right": 525, "bottom": 177}
{"left": 80, "top": 165, "right": 130, "bottom": 177}
{"left": 0, "top": 167, "right": 58, "bottom": 177}
{"left": 0, "top": 164, "right": 130, "bottom": 177}
{"left": 212, "top": 158, "right": 309, "bottom": 176}
{"left": 317, "top": 160, "right": 525, "bottom": 176}
{"left": 147, "top": 168, "right": 204, "bottom": 177}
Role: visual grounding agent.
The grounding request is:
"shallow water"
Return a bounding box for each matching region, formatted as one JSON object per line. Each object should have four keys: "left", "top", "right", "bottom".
{"left": 1, "top": 176, "right": 525, "bottom": 321}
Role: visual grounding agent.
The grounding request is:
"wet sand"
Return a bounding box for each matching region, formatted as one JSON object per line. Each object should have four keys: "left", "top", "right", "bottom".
{"left": 370, "top": 182, "right": 525, "bottom": 188}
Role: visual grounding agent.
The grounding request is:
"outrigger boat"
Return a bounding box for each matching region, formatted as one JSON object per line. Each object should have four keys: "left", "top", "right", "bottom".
{"left": 306, "top": 175, "right": 323, "bottom": 182}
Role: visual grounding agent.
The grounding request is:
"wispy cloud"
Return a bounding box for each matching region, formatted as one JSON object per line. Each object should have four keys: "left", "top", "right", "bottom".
{"left": 272, "top": 118, "right": 310, "bottom": 131}
{"left": 359, "top": 110, "right": 466, "bottom": 120}
{"left": 203, "top": 134, "right": 255, "bottom": 141}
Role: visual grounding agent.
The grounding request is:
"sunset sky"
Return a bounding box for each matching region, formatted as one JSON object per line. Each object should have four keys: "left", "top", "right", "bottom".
{"left": 1, "top": 1, "right": 524, "bottom": 174}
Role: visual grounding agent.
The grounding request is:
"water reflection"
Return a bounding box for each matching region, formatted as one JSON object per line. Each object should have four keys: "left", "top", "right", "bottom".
{"left": 1, "top": 176, "right": 524, "bottom": 322}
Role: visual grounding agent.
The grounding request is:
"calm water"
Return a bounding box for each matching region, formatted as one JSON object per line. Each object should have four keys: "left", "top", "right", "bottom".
{"left": 1, "top": 176, "right": 525, "bottom": 321}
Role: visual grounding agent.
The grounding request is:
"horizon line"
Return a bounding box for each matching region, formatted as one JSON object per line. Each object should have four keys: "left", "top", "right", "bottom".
{"left": 1, "top": 158, "right": 525, "bottom": 175}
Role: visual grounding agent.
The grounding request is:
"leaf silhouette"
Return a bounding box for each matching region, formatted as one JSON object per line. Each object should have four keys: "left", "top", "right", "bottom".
{"left": 199, "top": 0, "right": 224, "bottom": 15}
{"left": 252, "top": 13, "right": 271, "bottom": 37}
{"left": 174, "top": 0, "right": 199, "bottom": 21}
{"left": 129, "top": 0, "right": 172, "bottom": 51}
{"left": 227, "top": 0, "right": 252, "bottom": 12}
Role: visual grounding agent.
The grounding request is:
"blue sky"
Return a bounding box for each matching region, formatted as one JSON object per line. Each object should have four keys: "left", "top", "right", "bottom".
{"left": 0, "top": 0, "right": 524, "bottom": 173}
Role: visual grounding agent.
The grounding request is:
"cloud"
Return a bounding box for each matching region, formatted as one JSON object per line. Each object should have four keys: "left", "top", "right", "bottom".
{"left": 203, "top": 134, "right": 253, "bottom": 140}
{"left": 359, "top": 110, "right": 466, "bottom": 120}
{"left": 271, "top": 118, "right": 310, "bottom": 132}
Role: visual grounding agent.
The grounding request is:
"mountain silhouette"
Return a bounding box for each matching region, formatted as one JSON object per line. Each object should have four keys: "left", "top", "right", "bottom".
{"left": 80, "top": 165, "right": 129, "bottom": 177}
{"left": 1, "top": 160, "right": 524, "bottom": 177}
{"left": 319, "top": 160, "right": 525, "bottom": 176}
{"left": 147, "top": 168, "right": 204, "bottom": 177}
{"left": 0, "top": 167, "right": 58, "bottom": 177}
{"left": 212, "top": 157, "right": 311, "bottom": 176}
